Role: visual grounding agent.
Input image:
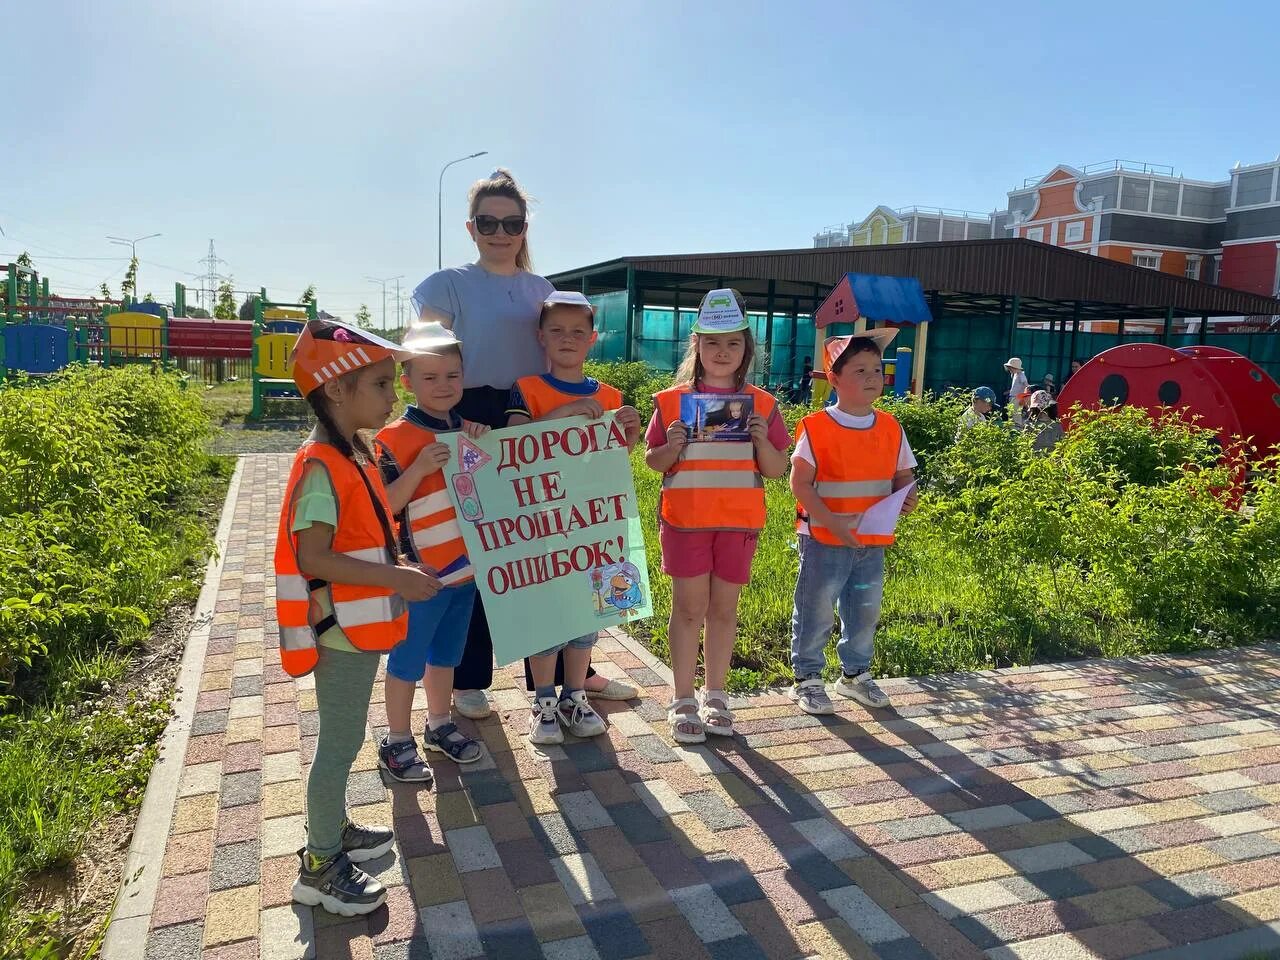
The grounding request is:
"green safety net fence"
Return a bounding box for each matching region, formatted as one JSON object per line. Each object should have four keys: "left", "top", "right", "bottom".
{"left": 586, "top": 291, "right": 1280, "bottom": 393}
{"left": 587, "top": 294, "right": 818, "bottom": 386}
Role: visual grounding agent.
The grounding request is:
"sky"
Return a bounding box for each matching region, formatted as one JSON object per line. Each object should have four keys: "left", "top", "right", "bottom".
{"left": 2, "top": 0, "right": 1278, "bottom": 323}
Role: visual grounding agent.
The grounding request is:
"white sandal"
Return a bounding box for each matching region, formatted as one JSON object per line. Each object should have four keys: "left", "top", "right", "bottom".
{"left": 667, "top": 697, "right": 706, "bottom": 744}
{"left": 699, "top": 689, "right": 735, "bottom": 737}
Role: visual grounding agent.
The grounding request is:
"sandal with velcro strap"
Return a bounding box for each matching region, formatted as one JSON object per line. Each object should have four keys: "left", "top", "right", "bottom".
{"left": 423, "top": 722, "right": 483, "bottom": 764}
{"left": 699, "top": 689, "right": 735, "bottom": 737}
{"left": 667, "top": 697, "right": 706, "bottom": 744}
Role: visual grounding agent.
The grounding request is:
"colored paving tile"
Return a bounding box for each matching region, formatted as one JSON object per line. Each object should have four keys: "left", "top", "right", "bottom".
{"left": 104, "top": 456, "right": 1280, "bottom": 960}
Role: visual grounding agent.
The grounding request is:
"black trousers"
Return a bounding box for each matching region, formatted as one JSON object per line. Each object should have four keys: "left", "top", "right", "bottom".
{"left": 451, "top": 386, "right": 595, "bottom": 691}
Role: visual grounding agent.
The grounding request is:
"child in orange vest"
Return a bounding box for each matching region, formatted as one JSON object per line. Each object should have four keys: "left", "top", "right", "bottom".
{"left": 374, "top": 322, "right": 491, "bottom": 780}
{"left": 273, "top": 320, "right": 441, "bottom": 916}
{"left": 507, "top": 291, "right": 642, "bottom": 743}
{"left": 644, "top": 289, "right": 791, "bottom": 743}
{"left": 789, "top": 332, "right": 919, "bottom": 717}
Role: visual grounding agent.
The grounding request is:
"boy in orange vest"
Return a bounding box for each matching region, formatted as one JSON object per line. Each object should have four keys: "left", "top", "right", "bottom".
{"left": 507, "top": 291, "right": 642, "bottom": 743}
{"left": 789, "top": 332, "right": 919, "bottom": 716}
{"left": 374, "top": 322, "right": 490, "bottom": 779}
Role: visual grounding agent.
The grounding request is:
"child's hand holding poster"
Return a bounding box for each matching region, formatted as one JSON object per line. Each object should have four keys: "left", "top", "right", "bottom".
{"left": 679, "top": 393, "right": 754, "bottom": 441}
{"left": 443, "top": 411, "right": 653, "bottom": 665}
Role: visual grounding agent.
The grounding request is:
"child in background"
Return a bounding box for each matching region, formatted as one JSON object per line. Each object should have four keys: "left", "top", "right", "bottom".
{"left": 273, "top": 320, "right": 441, "bottom": 915}
{"left": 374, "top": 322, "right": 489, "bottom": 780}
{"left": 508, "top": 291, "right": 642, "bottom": 743}
{"left": 1005, "top": 357, "right": 1029, "bottom": 427}
{"left": 1025, "top": 389, "right": 1064, "bottom": 453}
{"left": 956, "top": 385, "right": 997, "bottom": 439}
{"left": 789, "top": 332, "right": 918, "bottom": 716}
{"left": 645, "top": 289, "right": 790, "bottom": 743}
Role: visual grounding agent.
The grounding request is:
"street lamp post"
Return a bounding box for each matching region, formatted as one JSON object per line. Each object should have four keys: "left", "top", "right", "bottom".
{"left": 365, "top": 275, "right": 404, "bottom": 330}
{"left": 107, "top": 232, "right": 161, "bottom": 301}
{"left": 438, "top": 151, "right": 488, "bottom": 270}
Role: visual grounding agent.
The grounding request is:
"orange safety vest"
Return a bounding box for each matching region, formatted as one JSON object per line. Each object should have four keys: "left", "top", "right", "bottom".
{"left": 273, "top": 441, "right": 409, "bottom": 677}
{"left": 513, "top": 374, "right": 623, "bottom": 419}
{"left": 653, "top": 384, "right": 776, "bottom": 532}
{"left": 795, "top": 409, "right": 902, "bottom": 547}
{"left": 374, "top": 416, "right": 472, "bottom": 587}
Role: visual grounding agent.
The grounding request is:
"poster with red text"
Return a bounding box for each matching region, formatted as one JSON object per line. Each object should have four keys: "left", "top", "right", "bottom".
{"left": 443, "top": 412, "right": 652, "bottom": 665}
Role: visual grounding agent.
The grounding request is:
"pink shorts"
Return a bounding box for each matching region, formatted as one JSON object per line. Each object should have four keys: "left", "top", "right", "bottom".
{"left": 659, "top": 523, "right": 760, "bottom": 585}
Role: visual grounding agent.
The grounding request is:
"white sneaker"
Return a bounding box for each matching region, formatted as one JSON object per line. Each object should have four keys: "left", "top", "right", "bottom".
{"left": 528, "top": 696, "right": 564, "bottom": 745}
{"left": 790, "top": 678, "right": 835, "bottom": 715}
{"left": 453, "top": 689, "right": 491, "bottom": 720}
{"left": 835, "top": 671, "right": 891, "bottom": 708}
{"left": 557, "top": 690, "right": 607, "bottom": 738}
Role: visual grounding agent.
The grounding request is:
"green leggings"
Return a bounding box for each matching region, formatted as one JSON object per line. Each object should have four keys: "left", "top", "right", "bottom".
{"left": 305, "top": 645, "right": 380, "bottom": 859}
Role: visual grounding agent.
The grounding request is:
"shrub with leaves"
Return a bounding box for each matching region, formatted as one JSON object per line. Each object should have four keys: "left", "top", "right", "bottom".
{"left": 0, "top": 367, "right": 222, "bottom": 954}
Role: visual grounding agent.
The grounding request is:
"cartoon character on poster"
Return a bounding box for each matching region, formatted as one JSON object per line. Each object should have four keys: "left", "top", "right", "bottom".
{"left": 589, "top": 562, "right": 645, "bottom": 619}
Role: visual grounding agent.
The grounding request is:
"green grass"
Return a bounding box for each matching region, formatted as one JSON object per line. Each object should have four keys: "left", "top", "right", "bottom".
{"left": 199, "top": 378, "right": 253, "bottom": 423}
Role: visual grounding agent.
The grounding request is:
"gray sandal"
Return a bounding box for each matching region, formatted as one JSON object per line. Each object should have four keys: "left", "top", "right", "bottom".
{"left": 423, "top": 722, "right": 482, "bottom": 764}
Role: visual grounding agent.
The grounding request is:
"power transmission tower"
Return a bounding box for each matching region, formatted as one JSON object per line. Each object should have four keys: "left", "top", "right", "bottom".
{"left": 198, "top": 240, "right": 227, "bottom": 311}
{"left": 393, "top": 277, "right": 403, "bottom": 328}
{"left": 365, "top": 275, "right": 403, "bottom": 330}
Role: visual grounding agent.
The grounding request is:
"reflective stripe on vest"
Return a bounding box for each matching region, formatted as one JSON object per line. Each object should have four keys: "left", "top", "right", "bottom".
{"left": 680, "top": 441, "right": 745, "bottom": 461}
{"left": 813, "top": 480, "right": 894, "bottom": 498}
{"left": 406, "top": 489, "right": 453, "bottom": 525}
{"left": 375, "top": 417, "right": 473, "bottom": 585}
{"left": 796, "top": 410, "right": 902, "bottom": 547}
{"left": 654, "top": 384, "right": 774, "bottom": 532}
{"left": 664, "top": 470, "right": 763, "bottom": 490}
{"left": 273, "top": 441, "right": 411, "bottom": 678}
{"left": 333, "top": 592, "right": 407, "bottom": 628}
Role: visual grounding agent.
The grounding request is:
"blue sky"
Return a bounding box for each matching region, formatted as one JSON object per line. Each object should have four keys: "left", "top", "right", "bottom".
{"left": 2, "top": 0, "right": 1277, "bottom": 322}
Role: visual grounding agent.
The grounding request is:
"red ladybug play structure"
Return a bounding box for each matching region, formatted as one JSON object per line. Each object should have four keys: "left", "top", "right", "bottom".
{"left": 1058, "top": 343, "right": 1280, "bottom": 458}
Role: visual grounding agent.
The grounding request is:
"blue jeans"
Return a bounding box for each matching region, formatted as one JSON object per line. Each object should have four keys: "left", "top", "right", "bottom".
{"left": 790, "top": 536, "right": 885, "bottom": 681}
{"left": 533, "top": 632, "right": 598, "bottom": 658}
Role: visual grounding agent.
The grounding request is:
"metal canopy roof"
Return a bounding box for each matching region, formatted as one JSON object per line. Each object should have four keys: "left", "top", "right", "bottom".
{"left": 547, "top": 238, "right": 1280, "bottom": 322}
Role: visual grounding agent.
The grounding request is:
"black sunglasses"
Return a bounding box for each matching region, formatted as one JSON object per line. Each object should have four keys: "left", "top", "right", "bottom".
{"left": 472, "top": 214, "right": 527, "bottom": 236}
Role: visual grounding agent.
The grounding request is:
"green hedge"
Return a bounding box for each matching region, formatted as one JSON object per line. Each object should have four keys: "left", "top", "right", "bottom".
{"left": 0, "top": 368, "right": 225, "bottom": 955}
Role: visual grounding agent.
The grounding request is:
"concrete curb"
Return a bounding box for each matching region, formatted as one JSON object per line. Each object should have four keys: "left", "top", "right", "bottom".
{"left": 102, "top": 458, "right": 245, "bottom": 960}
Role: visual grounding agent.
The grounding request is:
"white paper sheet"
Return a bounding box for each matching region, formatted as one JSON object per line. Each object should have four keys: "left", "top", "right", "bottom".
{"left": 856, "top": 482, "right": 916, "bottom": 537}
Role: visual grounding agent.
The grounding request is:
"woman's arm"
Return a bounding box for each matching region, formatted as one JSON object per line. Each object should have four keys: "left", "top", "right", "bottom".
{"left": 418, "top": 305, "right": 453, "bottom": 330}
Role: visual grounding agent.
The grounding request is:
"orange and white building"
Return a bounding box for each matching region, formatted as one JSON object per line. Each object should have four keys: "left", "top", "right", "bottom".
{"left": 816, "top": 155, "right": 1280, "bottom": 302}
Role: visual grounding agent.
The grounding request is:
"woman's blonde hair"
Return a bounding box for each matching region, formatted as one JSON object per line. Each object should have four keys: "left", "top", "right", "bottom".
{"left": 674, "top": 289, "right": 756, "bottom": 389}
{"left": 468, "top": 168, "right": 533, "bottom": 273}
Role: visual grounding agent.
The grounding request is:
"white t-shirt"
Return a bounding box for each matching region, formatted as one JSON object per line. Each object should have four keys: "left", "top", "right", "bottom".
{"left": 792, "top": 409, "right": 916, "bottom": 538}
{"left": 1008, "top": 370, "right": 1029, "bottom": 403}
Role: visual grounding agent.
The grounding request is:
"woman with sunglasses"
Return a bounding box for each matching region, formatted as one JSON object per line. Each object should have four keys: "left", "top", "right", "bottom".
{"left": 410, "top": 169, "right": 634, "bottom": 719}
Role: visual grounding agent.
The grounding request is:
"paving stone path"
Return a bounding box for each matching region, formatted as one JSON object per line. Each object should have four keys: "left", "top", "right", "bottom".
{"left": 105, "top": 455, "right": 1280, "bottom": 960}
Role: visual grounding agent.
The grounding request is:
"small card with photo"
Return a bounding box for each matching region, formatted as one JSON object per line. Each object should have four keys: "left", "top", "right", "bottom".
{"left": 679, "top": 393, "right": 754, "bottom": 441}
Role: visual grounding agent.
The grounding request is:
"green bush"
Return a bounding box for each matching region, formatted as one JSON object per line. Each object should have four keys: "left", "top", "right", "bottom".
{"left": 876, "top": 390, "right": 970, "bottom": 487}
{"left": 584, "top": 360, "right": 672, "bottom": 424}
{"left": 0, "top": 367, "right": 223, "bottom": 954}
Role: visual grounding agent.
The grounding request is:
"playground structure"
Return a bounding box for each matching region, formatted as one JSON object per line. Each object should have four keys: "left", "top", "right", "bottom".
{"left": 1059, "top": 344, "right": 1280, "bottom": 487}
{"left": 2, "top": 263, "right": 314, "bottom": 415}
{"left": 249, "top": 294, "right": 314, "bottom": 419}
